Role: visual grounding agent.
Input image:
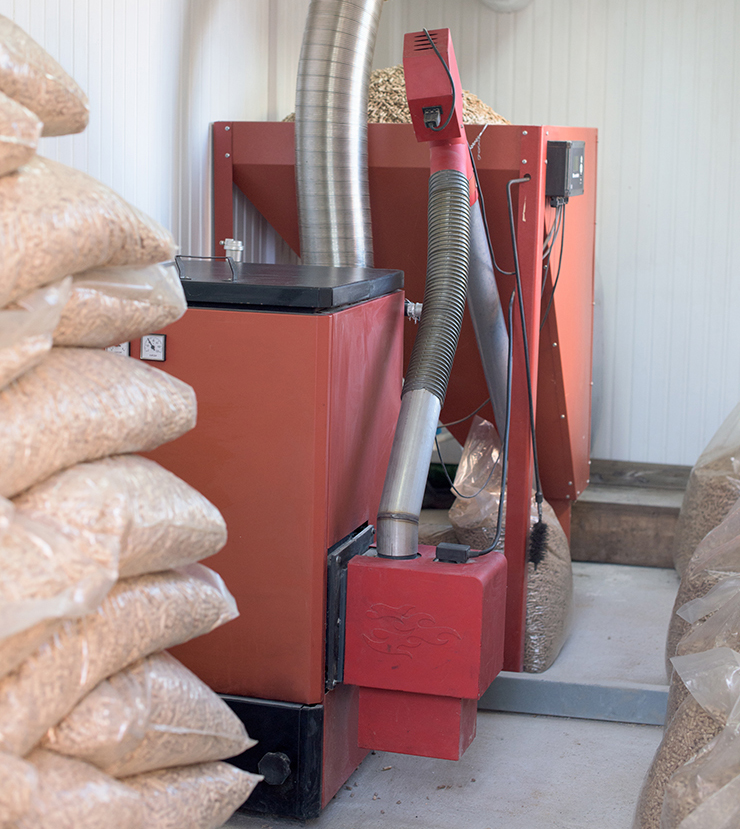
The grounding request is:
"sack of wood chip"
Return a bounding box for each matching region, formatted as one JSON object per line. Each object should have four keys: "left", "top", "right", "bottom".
{"left": 661, "top": 721, "right": 740, "bottom": 829}
{"left": 0, "top": 278, "right": 70, "bottom": 390}
{"left": 124, "top": 761, "right": 262, "bottom": 829}
{"left": 14, "top": 455, "right": 226, "bottom": 579}
{"left": 43, "top": 651, "right": 254, "bottom": 776}
{"left": 15, "top": 749, "right": 144, "bottom": 829}
{"left": 0, "top": 14, "right": 89, "bottom": 136}
{"left": 0, "top": 348, "right": 196, "bottom": 499}
{"left": 0, "top": 752, "right": 37, "bottom": 824}
{"left": 666, "top": 503, "right": 740, "bottom": 675}
{"left": 0, "top": 565, "right": 237, "bottom": 757}
{"left": 0, "top": 89, "right": 41, "bottom": 177}
{"left": 449, "top": 416, "right": 573, "bottom": 672}
{"left": 53, "top": 263, "right": 187, "bottom": 348}
{"left": 673, "top": 404, "right": 740, "bottom": 575}
{"left": 0, "top": 501, "right": 116, "bottom": 645}
{"left": 633, "top": 648, "right": 740, "bottom": 829}
{"left": 0, "top": 156, "right": 176, "bottom": 306}
{"left": 666, "top": 577, "right": 740, "bottom": 723}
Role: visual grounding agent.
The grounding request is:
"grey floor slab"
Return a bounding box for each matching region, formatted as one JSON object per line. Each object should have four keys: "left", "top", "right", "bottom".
{"left": 223, "top": 711, "right": 662, "bottom": 829}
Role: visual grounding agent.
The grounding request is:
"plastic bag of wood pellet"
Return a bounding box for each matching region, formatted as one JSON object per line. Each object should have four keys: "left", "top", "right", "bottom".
{"left": 14, "top": 455, "right": 226, "bottom": 579}
{"left": 665, "top": 503, "right": 740, "bottom": 675}
{"left": 0, "top": 565, "right": 237, "bottom": 757}
{"left": 0, "top": 500, "right": 116, "bottom": 643}
{"left": 0, "top": 278, "right": 70, "bottom": 390}
{"left": 449, "top": 416, "right": 573, "bottom": 672}
{"left": 0, "top": 752, "right": 37, "bottom": 824}
{"left": 124, "top": 761, "right": 262, "bottom": 829}
{"left": 0, "top": 156, "right": 176, "bottom": 306}
{"left": 0, "top": 348, "right": 196, "bottom": 499}
{"left": 633, "top": 648, "right": 740, "bottom": 829}
{"left": 0, "top": 89, "right": 41, "bottom": 176}
{"left": 15, "top": 749, "right": 144, "bottom": 829}
{"left": 0, "top": 14, "right": 89, "bottom": 136}
{"left": 661, "top": 723, "right": 740, "bottom": 828}
{"left": 43, "top": 651, "right": 254, "bottom": 776}
{"left": 53, "top": 263, "right": 187, "bottom": 348}
{"left": 673, "top": 403, "right": 740, "bottom": 575}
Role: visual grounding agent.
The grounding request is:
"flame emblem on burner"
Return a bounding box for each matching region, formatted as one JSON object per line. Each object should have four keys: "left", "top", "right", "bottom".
{"left": 363, "top": 603, "right": 462, "bottom": 658}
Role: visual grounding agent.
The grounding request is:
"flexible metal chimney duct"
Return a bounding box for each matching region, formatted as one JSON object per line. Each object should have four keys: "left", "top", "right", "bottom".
{"left": 295, "top": 0, "right": 383, "bottom": 267}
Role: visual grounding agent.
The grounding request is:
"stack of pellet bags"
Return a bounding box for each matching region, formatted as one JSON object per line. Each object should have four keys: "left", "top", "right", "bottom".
{"left": 632, "top": 400, "right": 740, "bottom": 828}
{"left": 0, "top": 15, "right": 260, "bottom": 829}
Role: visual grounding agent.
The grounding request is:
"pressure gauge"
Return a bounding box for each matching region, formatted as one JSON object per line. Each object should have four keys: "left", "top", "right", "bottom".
{"left": 140, "top": 334, "right": 166, "bottom": 362}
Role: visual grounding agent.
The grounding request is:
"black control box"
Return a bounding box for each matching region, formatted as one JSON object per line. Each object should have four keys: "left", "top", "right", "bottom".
{"left": 545, "top": 140, "right": 585, "bottom": 206}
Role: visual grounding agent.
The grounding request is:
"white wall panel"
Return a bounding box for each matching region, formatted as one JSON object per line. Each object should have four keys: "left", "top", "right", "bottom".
{"left": 375, "top": 0, "right": 740, "bottom": 466}
{"left": 1, "top": 0, "right": 738, "bottom": 466}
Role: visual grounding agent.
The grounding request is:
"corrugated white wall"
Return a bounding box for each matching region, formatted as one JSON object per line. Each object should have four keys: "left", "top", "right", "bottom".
{"left": 2, "top": 0, "right": 739, "bottom": 467}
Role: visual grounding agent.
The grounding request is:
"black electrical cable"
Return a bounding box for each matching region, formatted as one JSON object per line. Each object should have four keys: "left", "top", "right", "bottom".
{"left": 540, "top": 205, "right": 566, "bottom": 330}
{"left": 541, "top": 204, "right": 562, "bottom": 299}
{"left": 542, "top": 203, "right": 562, "bottom": 257}
{"left": 468, "top": 146, "right": 515, "bottom": 276}
{"left": 441, "top": 397, "right": 492, "bottom": 429}
{"left": 506, "top": 175, "right": 545, "bottom": 528}
{"left": 469, "top": 290, "right": 515, "bottom": 556}
{"left": 422, "top": 28, "right": 456, "bottom": 132}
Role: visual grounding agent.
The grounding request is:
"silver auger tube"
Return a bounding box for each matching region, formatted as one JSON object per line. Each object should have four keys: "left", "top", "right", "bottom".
{"left": 377, "top": 168, "right": 472, "bottom": 557}
{"left": 467, "top": 197, "right": 510, "bottom": 437}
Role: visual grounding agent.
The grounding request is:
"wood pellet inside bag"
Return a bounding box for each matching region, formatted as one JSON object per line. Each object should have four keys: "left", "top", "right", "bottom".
{"left": 448, "top": 416, "right": 573, "bottom": 672}
{"left": 661, "top": 723, "right": 740, "bottom": 829}
{"left": 0, "top": 565, "right": 238, "bottom": 757}
{"left": 0, "top": 506, "right": 116, "bottom": 642}
{"left": 123, "top": 761, "right": 262, "bottom": 829}
{"left": 665, "top": 505, "right": 740, "bottom": 675}
{"left": 0, "top": 156, "right": 176, "bottom": 305}
{"left": 673, "top": 402, "right": 740, "bottom": 575}
{"left": 44, "top": 651, "right": 255, "bottom": 777}
{"left": 633, "top": 648, "right": 740, "bottom": 829}
{"left": 53, "top": 262, "right": 187, "bottom": 349}
{"left": 0, "top": 752, "right": 37, "bottom": 824}
{"left": 14, "top": 454, "right": 227, "bottom": 579}
{"left": 0, "top": 89, "right": 41, "bottom": 177}
{"left": 0, "top": 278, "right": 70, "bottom": 391}
{"left": 284, "top": 64, "right": 511, "bottom": 125}
{"left": 0, "top": 14, "right": 89, "bottom": 137}
{"left": 0, "top": 348, "right": 196, "bottom": 499}
{"left": 14, "top": 749, "right": 144, "bottom": 829}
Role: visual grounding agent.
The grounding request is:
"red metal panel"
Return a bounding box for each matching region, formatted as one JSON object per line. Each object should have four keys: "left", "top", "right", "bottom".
{"left": 357, "top": 688, "right": 478, "bottom": 761}
{"left": 344, "top": 546, "right": 507, "bottom": 699}
{"left": 321, "top": 685, "right": 368, "bottom": 808}
{"left": 212, "top": 122, "right": 234, "bottom": 254}
{"left": 141, "top": 292, "right": 403, "bottom": 705}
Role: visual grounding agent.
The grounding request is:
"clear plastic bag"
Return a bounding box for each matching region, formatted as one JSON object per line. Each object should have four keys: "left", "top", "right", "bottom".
{"left": 449, "top": 416, "right": 573, "bottom": 672}
{"left": 633, "top": 648, "right": 740, "bottom": 829}
{"left": 666, "top": 503, "right": 740, "bottom": 675}
{"left": 673, "top": 403, "right": 740, "bottom": 575}
{"left": 43, "top": 651, "right": 254, "bottom": 777}
{"left": 0, "top": 89, "right": 41, "bottom": 177}
{"left": 0, "top": 156, "right": 176, "bottom": 306}
{"left": 0, "top": 752, "right": 37, "bottom": 824}
{"left": 0, "top": 565, "right": 238, "bottom": 757}
{"left": 0, "top": 504, "right": 116, "bottom": 643}
{"left": 0, "top": 14, "right": 89, "bottom": 137}
{"left": 53, "top": 263, "right": 187, "bottom": 348}
{"left": 15, "top": 749, "right": 144, "bottom": 829}
{"left": 124, "top": 761, "right": 262, "bottom": 829}
{"left": 661, "top": 723, "right": 740, "bottom": 828}
{"left": 0, "top": 278, "right": 70, "bottom": 390}
{"left": 14, "top": 454, "right": 227, "bottom": 579}
{"left": 0, "top": 348, "right": 196, "bottom": 499}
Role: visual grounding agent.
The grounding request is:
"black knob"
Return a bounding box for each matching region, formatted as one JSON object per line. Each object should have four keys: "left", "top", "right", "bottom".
{"left": 258, "top": 751, "right": 291, "bottom": 786}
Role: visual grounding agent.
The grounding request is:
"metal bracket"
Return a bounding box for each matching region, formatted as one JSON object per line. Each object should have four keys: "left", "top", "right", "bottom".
{"left": 325, "top": 524, "right": 374, "bottom": 691}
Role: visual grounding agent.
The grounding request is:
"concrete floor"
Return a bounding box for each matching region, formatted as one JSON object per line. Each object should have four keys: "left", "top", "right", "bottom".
{"left": 223, "top": 562, "right": 679, "bottom": 829}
